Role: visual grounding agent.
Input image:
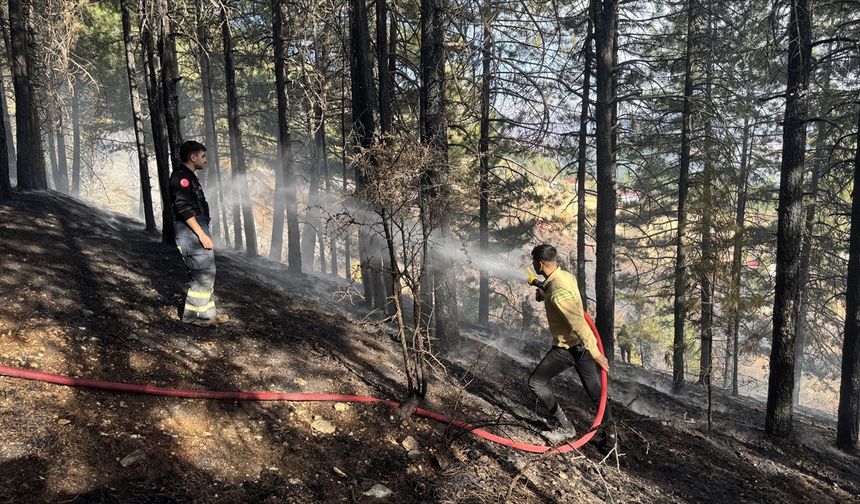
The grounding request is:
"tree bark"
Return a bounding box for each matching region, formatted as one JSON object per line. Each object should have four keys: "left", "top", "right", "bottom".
{"left": 222, "top": 6, "right": 257, "bottom": 256}
{"left": 576, "top": 10, "right": 593, "bottom": 310}
{"left": 793, "top": 57, "right": 832, "bottom": 407}
{"left": 0, "top": 56, "right": 9, "bottom": 200}
{"left": 327, "top": 103, "right": 337, "bottom": 275}
{"left": 0, "top": 73, "right": 14, "bottom": 185}
{"left": 8, "top": 0, "right": 46, "bottom": 191}
{"left": 56, "top": 116, "right": 69, "bottom": 195}
{"left": 302, "top": 104, "right": 322, "bottom": 271}
{"left": 341, "top": 57, "right": 351, "bottom": 278}
{"left": 46, "top": 128, "right": 59, "bottom": 190}
{"left": 421, "top": 0, "right": 460, "bottom": 345}
{"left": 53, "top": 118, "right": 69, "bottom": 194}
{"left": 376, "top": 0, "right": 395, "bottom": 313}
{"left": 272, "top": 0, "right": 299, "bottom": 270}
{"left": 316, "top": 99, "right": 329, "bottom": 275}
{"left": 196, "top": 0, "right": 227, "bottom": 244}
{"left": 699, "top": 3, "right": 715, "bottom": 386}
{"left": 477, "top": 0, "right": 492, "bottom": 326}
{"left": 0, "top": 5, "right": 16, "bottom": 182}
{"left": 349, "top": 0, "right": 380, "bottom": 307}
{"left": 121, "top": 0, "right": 156, "bottom": 233}
{"left": 836, "top": 107, "right": 860, "bottom": 454}
{"left": 159, "top": 0, "right": 182, "bottom": 166}
{"left": 673, "top": 0, "right": 695, "bottom": 390}
{"left": 70, "top": 85, "right": 81, "bottom": 197}
{"left": 140, "top": 0, "right": 174, "bottom": 243}
{"left": 765, "top": 0, "right": 812, "bottom": 438}
{"left": 726, "top": 118, "right": 752, "bottom": 395}
{"left": 593, "top": 0, "right": 617, "bottom": 361}
{"left": 376, "top": 0, "right": 392, "bottom": 136}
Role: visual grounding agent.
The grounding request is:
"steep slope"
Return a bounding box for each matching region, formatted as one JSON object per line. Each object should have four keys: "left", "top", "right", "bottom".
{"left": 0, "top": 192, "right": 857, "bottom": 503}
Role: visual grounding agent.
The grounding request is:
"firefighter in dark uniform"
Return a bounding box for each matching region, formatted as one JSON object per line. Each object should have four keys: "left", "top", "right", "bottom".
{"left": 170, "top": 140, "right": 229, "bottom": 326}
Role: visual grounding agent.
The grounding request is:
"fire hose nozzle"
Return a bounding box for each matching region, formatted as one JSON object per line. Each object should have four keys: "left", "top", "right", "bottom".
{"left": 526, "top": 268, "right": 544, "bottom": 290}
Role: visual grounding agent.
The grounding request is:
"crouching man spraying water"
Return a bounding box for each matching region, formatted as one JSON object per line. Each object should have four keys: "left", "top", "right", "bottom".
{"left": 527, "top": 244, "right": 615, "bottom": 450}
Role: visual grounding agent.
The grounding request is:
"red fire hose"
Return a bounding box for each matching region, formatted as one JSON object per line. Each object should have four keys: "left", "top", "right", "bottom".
{"left": 0, "top": 313, "right": 607, "bottom": 454}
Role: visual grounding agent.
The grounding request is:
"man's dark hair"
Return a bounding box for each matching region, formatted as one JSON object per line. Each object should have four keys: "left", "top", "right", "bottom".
{"left": 531, "top": 244, "right": 558, "bottom": 262}
{"left": 180, "top": 140, "right": 206, "bottom": 163}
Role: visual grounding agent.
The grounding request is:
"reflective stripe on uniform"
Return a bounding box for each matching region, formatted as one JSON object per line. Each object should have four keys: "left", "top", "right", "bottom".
{"left": 550, "top": 290, "right": 576, "bottom": 303}
{"left": 187, "top": 290, "right": 213, "bottom": 299}
{"left": 183, "top": 301, "right": 216, "bottom": 313}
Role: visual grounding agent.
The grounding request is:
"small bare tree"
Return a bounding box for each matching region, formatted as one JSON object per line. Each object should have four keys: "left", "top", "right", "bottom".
{"left": 353, "top": 133, "right": 449, "bottom": 401}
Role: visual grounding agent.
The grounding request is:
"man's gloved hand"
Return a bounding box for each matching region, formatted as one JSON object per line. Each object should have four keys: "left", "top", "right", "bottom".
{"left": 535, "top": 288, "right": 545, "bottom": 302}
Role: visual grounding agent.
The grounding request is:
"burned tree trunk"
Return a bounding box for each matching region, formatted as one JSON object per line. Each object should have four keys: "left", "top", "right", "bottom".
{"left": 222, "top": 5, "right": 257, "bottom": 256}
{"left": 836, "top": 107, "right": 860, "bottom": 454}
{"left": 302, "top": 105, "right": 322, "bottom": 270}
{"left": 477, "top": 0, "right": 493, "bottom": 326}
{"left": 46, "top": 129, "right": 59, "bottom": 190}
{"left": 270, "top": 0, "right": 287, "bottom": 262}
{"left": 699, "top": 4, "right": 715, "bottom": 387}
{"left": 70, "top": 85, "right": 81, "bottom": 197}
{"left": 341, "top": 63, "right": 351, "bottom": 278}
{"left": 593, "top": 0, "right": 617, "bottom": 360}
{"left": 195, "top": 0, "right": 227, "bottom": 245}
{"left": 0, "top": 73, "right": 14, "bottom": 185}
{"left": 140, "top": 0, "right": 174, "bottom": 242}
{"left": 765, "top": 0, "right": 811, "bottom": 438}
{"left": 272, "top": 0, "right": 300, "bottom": 271}
{"left": 375, "top": 0, "right": 395, "bottom": 313}
{"left": 794, "top": 59, "right": 832, "bottom": 407}
{"left": 159, "top": 0, "right": 182, "bottom": 166}
{"left": 576, "top": 10, "right": 593, "bottom": 310}
{"left": 349, "top": 0, "right": 380, "bottom": 307}
{"left": 726, "top": 118, "right": 752, "bottom": 395}
{"left": 8, "top": 0, "right": 46, "bottom": 191}
{"left": 0, "top": 5, "right": 15, "bottom": 182}
{"left": 56, "top": 116, "right": 69, "bottom": 196}
{"left": 673, "top": 0, "right": 695, "bottom": 389}
{"left": 121, "top": 0, "right": 156, "bottom": 233}
{"left": 0, "top": 61, "right": 8, "bottom": 200}
{"left": 420, "top": 0, "right": 460, "bottom": 345}
{"left": 52, "top": 120, "right": 69, "bottom": 195}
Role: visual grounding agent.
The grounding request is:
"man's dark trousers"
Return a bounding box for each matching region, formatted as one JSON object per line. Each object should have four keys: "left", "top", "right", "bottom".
{"left": 175, "top": 217, "right": 217, "bottom": 323}
{"left": 528, "top": 345, "right": 613, "bottom": 423}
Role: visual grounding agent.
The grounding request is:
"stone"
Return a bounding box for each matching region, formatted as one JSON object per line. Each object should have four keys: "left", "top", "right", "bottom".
{"left": 120, "top": 449, "right": 146, "bottom": 467}
{"left": 311, "top": 418, "right": 336, "bottom": 434}
{"left": 362, "top": 483, "right": 392, "bottom": 499}
{"left": 401, "top": 436, "right": 419, "bottom": 451}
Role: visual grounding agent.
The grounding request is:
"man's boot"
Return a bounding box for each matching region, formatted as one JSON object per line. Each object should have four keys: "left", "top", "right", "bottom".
{"left": 596, "top": 426, "right": 617, "bottom": 454}
{"left": 544, "top": 407, "right": 577, "bottom": 444}
{"left": 193, "top": 312, "right": 230, "bottom": 327}
{"left": 553, "top": 407, "right": 575, "bottom": 431}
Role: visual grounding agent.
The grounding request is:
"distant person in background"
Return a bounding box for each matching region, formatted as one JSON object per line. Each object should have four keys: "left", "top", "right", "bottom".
{"left": 528, "top": 243, "right": 615, "bottom": 450}
{"left": 170, "top": 140, "right": 229, "bottom": 327}
{"left": 618, "top": 325, "right": 634, "bottom": 364}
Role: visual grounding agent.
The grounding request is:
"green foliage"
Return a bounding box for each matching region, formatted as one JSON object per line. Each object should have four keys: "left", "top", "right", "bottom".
{"left": 75, "top": 0, "right": 128, "bottom": 133}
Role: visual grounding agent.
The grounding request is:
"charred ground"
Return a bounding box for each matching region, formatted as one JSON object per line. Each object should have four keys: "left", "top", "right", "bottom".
{"left": 0, "top": 192, "right": 857, "bottom": 503}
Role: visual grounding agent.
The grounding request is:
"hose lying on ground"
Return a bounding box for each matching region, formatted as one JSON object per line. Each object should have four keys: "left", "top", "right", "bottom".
{"left": 0, "top": 313, "right": 607, "bottom": 454}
